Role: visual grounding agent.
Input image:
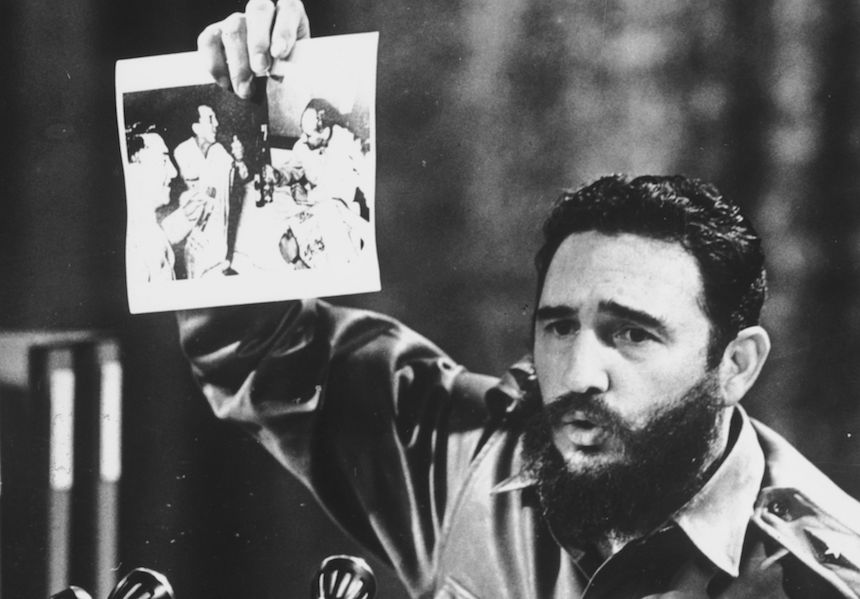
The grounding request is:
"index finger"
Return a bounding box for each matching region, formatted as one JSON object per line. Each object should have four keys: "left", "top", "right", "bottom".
{"left": 270, "top": 0, "right": 311, "bottom": 59}
{"left": 246, "top": 0, "right": 276, "bottom": 75}
{"left": 197, "top": 23, "right": 231, "bottom": 90}
{"left": 220, "top": 13, "right": 255, "bottom": 99}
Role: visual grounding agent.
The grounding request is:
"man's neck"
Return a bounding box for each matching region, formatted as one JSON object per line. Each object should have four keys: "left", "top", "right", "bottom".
{"left": 195, "top": 136, "right": 213, "bottom": 157}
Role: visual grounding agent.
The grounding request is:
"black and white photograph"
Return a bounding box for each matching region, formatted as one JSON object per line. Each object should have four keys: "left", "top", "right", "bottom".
{"left": 116, "top": 34, "right": 379, "bottom": 314}
{"left": 3, "top": 2, "right": 860, "bottom": 599}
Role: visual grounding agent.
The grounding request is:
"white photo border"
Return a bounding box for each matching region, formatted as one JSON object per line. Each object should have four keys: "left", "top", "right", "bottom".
{"left": 116, "top": 34, "right": 380, "bottom": 314}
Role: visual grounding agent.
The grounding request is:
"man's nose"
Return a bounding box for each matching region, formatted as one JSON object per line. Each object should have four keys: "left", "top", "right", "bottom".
{"left": 562, "top": 331, "right": 609, "bottom": 395}
{"left": 163, "top": 160, "right": 177, "bottom": 184}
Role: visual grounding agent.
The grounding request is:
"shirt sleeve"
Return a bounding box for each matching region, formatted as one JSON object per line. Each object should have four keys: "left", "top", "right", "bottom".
{"left": 177, "top": 299, "right": 493, "bottom": 593}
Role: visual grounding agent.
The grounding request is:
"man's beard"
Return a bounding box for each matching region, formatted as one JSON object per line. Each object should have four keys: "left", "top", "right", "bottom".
{"left": 521, "top": 373, "right": 725, "bottom": 548}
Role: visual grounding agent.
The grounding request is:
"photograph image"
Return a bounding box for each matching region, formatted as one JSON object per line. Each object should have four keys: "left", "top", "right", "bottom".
{"left": 116, "top": 38, "right": 379, "bottom": 314}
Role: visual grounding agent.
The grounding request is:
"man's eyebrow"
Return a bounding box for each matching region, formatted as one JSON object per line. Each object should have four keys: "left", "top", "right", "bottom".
{"left": 599, "top": 300, "right": 668, "bottom": 333}
{"left": 535, "top": 305, "right": 577, "bottom": 321}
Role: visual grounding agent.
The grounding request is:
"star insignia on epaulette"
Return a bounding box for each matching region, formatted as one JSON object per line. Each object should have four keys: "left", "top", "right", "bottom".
{"left": 804, "top": 528, "right": 860, "bottom": 571}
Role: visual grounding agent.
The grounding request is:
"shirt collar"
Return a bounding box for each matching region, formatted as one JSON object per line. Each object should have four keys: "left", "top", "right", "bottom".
{"left": 491, "top": 407, "right": 765, "bottom": 577}
{"left": 672, "top": 407, "right": 765, "bottom": 576}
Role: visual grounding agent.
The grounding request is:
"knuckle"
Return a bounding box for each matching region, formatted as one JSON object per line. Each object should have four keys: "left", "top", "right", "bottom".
{"left": 221, "top": 12, "right": 247, "bottom": 37}
{"left": 277, "top": 0, "right": 304, "bottom": 16}
{"left": 246, "top": 0, "right": 275, "bottom": 15}
{"left": 197, "top": 24, "right": 221, "bottom": 49}
{"left": 248, "top": 32, "right": 270, "bottom": 52}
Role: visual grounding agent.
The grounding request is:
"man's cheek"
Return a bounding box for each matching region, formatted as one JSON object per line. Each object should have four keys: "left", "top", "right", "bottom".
{"left": 532, "top": 346, "right": 556, "bottom": 397}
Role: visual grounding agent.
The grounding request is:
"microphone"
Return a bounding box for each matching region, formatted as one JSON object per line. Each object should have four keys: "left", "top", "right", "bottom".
{"left": 311, "top": 555, "right": 377, "bottom": 599}
{"left": 107, "top": 567, "right": 174, "bottom": 599}
{"left": 49, "top": 587, "right": 93, "bottom": 599}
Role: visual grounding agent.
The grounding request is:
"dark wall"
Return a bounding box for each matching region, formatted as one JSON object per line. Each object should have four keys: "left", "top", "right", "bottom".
{"left": 3, "top": 1, "right": 860, "bottom": 598}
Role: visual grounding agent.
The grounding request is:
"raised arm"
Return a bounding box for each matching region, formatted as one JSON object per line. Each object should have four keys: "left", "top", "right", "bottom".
{"left": 178, "top": 300, "right": 494, "bottom": 593}
{"left": 181, "top": 8, "right": 503, "bottom": 591}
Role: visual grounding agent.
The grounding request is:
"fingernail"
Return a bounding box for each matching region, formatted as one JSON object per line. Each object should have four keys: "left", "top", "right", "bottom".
{"left": 235, "top": 78, "right": 254, "bottom": 99}
{"left": 250, "top": 54, "right": 270, "bottom": 75}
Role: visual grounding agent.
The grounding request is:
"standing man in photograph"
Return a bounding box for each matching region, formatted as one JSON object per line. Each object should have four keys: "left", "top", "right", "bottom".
{"left": 174, "top": 104, "right": 249, "bottom": 278}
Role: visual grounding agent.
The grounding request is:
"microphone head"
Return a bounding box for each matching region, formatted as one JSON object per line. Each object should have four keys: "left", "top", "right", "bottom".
{"left": 108, "top": 567, "right": 175, "bottom": 599}
{"left": 50, "top": 586, "right": 93, "bottom": 599}
{"left": 311, "top": 555, "right": 376, "bottom": 599}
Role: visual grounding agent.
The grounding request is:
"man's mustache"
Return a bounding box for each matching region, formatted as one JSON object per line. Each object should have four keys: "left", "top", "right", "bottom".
{"left": 541, "top": 392, "right": 625, "bottom": 434}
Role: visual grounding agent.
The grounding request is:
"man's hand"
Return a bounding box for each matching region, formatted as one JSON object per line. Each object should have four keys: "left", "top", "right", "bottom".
{"left": 179, "top": 190, "right": 209, "bottom": 224}
{"left": 161, "top": 190, "right": 210, "bottom": 246}
{"left": 230, "top": 135, "right": 245, "bottom": 162}
{"left": 197, "top": 0, "right": 311, "bottom": 100}
{"left": 231, "top": 135, "right": 250, "bottom": 180}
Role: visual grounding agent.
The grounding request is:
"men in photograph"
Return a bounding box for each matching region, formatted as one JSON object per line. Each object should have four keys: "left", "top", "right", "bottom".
{"left": 174, "top": 104, "right": 249, "bottom": 278}
{"left": 180, "top": 2, "right": 860, "bottom": 597}
{"left": 124, "top": 122, "right": 206, "bottom": 285}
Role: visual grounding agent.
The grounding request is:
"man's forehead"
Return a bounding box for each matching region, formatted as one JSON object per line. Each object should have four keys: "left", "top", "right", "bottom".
{"left": 540, "top": 232, "right": 705, "bottom": 317}
{"left": 301, "top": 108, "right": 320, "bottom": 127}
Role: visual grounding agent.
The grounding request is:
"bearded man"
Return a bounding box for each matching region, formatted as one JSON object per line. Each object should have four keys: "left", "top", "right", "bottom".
{"left": 180, "top": 173, "right": 860, "bottom": 598}
{"left": 179, "top": 3, "right": 860, "bottom": 597}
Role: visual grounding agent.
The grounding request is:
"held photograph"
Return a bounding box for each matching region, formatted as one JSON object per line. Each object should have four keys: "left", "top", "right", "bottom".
{"left": 116, "top": 33, "right": 379, "bottom": 314}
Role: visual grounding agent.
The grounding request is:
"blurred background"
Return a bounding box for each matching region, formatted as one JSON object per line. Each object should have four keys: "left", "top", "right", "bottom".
{"left": 3, "top": 0, "right": 860, "bottom": 597}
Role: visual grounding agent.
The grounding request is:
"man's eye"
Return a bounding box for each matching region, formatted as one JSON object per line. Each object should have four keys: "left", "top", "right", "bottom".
{"left": 615, "top": 327, "right": 654, "bottom": 344}
{"left": 545, "top": 320, "right": 577, "bottom": 337}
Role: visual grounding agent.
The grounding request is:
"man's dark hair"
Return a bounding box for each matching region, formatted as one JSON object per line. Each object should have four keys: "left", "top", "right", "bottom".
{"left": 535, "top": 174, "right": 767, "bottom": 365}
{"left": 189, "top": 104, "right": 208, "bottom": 126}
{"left": 125, "top": 121, "right": 158, "bottom": 162}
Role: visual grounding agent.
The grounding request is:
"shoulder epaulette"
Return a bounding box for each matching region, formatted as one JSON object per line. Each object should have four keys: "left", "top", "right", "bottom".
{"left": 753, "top": 487, "right": 860, "bottom": 598}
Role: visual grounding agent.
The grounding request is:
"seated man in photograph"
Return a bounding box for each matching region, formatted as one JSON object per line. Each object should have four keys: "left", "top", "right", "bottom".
{"left": 268, "top": 97, "right": 368, "bottom": 216}
{"left": 174, "top": 104, "right": 249, "bottom": 278}
{"left": 181, "top": 2, "right": 860, "bottom": 597}
{"left": 290, "top": 98, "right": 365, "bottom": 209}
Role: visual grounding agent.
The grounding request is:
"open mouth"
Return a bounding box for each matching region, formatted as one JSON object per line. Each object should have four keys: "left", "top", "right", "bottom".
{"left": 560, "top": 410, "right": 600, "bottom": 429}
{"left": 559, "top": 412, "right": 607, "bottom": 448}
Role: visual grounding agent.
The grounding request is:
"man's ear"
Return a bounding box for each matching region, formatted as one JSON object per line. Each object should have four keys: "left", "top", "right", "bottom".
{"left": 718, "top": 326, "right": 771, "bottom": 406}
